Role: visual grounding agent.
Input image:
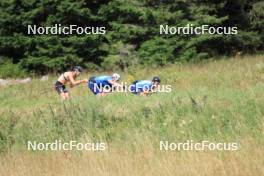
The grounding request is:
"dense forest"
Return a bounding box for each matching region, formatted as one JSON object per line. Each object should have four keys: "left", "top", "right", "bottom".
{"left": 0, "top": 0, "right": 263, "bottom": 75}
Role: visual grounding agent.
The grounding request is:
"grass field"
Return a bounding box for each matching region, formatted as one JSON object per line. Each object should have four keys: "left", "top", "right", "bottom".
{"left": 0, "top": 55, "right": 264, "bottom": 175}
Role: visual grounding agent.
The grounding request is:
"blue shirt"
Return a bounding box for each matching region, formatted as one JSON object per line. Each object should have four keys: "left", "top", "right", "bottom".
{"left": 94, "top": 76, "right": 112, "bottom": 86}
{"left": 133, "top": 80, "right": 153, "bottom": 92}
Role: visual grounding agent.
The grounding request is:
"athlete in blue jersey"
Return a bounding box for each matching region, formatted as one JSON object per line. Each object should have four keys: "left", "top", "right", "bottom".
{"left": 88, "top": 73, "right": 122, "bottom": 96}
{"left": 130, "top": 76, "right": 161, "bottom": 96}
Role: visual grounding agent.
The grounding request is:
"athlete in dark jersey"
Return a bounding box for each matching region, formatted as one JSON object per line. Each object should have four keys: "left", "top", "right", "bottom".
{"left": 55, "top": 66, "right": 87, "bottom": 100}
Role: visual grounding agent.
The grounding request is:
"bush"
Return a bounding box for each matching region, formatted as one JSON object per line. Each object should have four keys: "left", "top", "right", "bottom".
{"left": 20, "top": 55, "right": 83, "bottom": 74}
{"left": 139, "top": 37, "right": 174, "bottom": 66}
{"left": 0, "top": 63, "right": 27, "bottom": 78}
{"left": 101, "top": 42, "right": 138, "bottom": 71}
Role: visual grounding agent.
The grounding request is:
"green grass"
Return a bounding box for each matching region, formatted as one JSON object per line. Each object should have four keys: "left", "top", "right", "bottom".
{"left": 1, "top": 56, "right": 264, "bottom": 176}
{"left": 0, "top": 55, "right": 264, "bottom": 153}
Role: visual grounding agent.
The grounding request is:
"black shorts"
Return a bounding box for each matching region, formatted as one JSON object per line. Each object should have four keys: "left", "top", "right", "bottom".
{"left": 55, "top": 81, "right": 68, "bottom": 94}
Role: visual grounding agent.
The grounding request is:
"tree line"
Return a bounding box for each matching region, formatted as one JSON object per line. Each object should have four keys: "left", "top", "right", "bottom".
{"left": 0, "top": 0, "right": 263, "bottom": 75}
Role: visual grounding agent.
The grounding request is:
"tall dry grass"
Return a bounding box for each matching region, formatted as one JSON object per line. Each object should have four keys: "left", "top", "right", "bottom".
{"left": 0, "top": 55, "right": 264, "bottom": 175}
{"left": 0, "top": 139, "right": 263, "bottom": 176}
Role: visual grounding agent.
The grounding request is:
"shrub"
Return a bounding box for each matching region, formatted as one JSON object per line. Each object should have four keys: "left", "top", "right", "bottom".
{"left": 101, "top": 42, "right": 138, "bottom": 71}
{"left": 20, "top": 55, "right": 83, "bottom": 74}
{"left": 0, "top": 63, "right": 27, "bottom": 78}
{"left": 139, "top": 37, "right": 174, "bottom": 66}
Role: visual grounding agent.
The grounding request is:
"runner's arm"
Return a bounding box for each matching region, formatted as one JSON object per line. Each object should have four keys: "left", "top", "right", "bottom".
{"left": 69, "top": 75, "right": 87, "bottom": 86}
{"left": 108, "top": 80, "right": 123, "bottom": 88}
{"left": 140, "top": 90, "right": 150, "bottom": 96}
{"left": 109, "top": 80, "right": 125, "bottom": 93}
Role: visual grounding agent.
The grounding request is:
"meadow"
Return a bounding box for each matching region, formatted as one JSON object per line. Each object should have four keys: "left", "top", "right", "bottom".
{"left": 0, "top": 55, "right": 264, "bottom": 176}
